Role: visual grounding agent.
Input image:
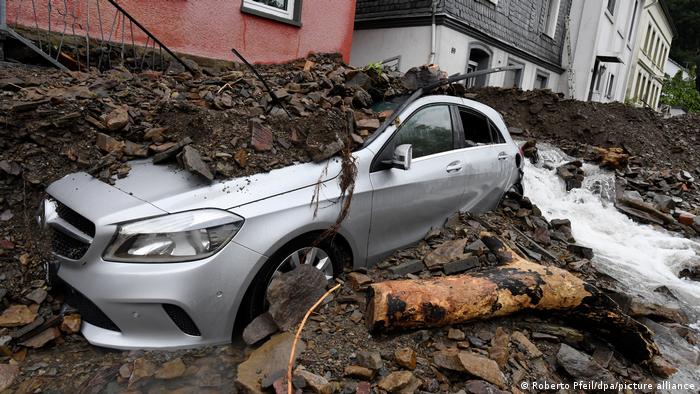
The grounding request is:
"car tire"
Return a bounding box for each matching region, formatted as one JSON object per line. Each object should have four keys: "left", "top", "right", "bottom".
{"left": 237, "top": 233, "right": 344, "bottom": 326}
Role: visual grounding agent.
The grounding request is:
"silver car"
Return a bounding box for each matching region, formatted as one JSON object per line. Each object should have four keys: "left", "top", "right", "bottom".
{"left": 39, "top": 94, "right": 523, "bottom": 349}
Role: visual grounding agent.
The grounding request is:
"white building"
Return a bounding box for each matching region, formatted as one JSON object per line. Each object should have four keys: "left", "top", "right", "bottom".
{"left": 624, "top": 0, "right": 676, "bottom": 109}
{"left": 564, "top": 0, "right": 645, "bottom": 103}
{"left": 351, "top": 0, "right": 571, "bottom": 92}
{"left": 664, "top": 58, "right": 690, "bottom": 80}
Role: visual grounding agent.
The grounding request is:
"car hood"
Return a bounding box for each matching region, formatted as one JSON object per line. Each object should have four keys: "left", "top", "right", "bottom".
{"left": 112, "top": 158, "right": 342, "bottom": 212}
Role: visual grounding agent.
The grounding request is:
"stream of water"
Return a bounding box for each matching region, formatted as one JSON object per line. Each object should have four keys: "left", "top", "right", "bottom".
{"left": 523, "top": 144, "right": 700, "bottom": 385}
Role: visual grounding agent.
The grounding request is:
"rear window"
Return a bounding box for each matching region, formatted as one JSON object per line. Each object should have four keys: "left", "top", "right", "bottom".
{"left": 458, "top": 108, "right": 505, "bottom": 146}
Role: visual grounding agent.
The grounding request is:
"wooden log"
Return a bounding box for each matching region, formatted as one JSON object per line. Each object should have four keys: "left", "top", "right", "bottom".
{"left": 366, "top": 233, "right": 659, "bottom": 362}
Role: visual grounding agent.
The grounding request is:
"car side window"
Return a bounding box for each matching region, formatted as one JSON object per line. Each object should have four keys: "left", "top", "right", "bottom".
{"left": 458, "top": 108, "right": 492, "bottom": 147}
{"left": 392, "top": 105, "right": 454, "bottom": 158}
{"left": 489, "top": 120, "right": 506, "bottom": 144}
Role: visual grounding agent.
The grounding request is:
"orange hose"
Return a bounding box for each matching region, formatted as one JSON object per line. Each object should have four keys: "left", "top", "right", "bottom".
{"left": 287, "top": 283, "right": 342, "bottom": 394}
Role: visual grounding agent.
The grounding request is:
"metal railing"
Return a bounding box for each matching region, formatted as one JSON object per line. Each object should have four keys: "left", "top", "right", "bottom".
{"left": 2, "top": 0, "right": 192, "bottom": 72}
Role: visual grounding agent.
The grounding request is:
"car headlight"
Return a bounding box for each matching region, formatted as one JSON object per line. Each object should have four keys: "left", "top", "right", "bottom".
{"left": 103, "top": 209, "right": 244, "bottom": 263}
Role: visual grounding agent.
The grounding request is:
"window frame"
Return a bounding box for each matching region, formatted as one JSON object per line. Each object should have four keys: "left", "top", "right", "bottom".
{"left": 606, "top": 0, "right": 616, "bottom": 16}
{"left": 503, "top": 58, "right": 525, "bottom": 89}
{"left": 454, "top": 106, "right": 507, "bottom": 148}
{"left": 370, "top": 104, "right": 460, "bottom": 172}
{"left": 241, "top": 0, "right": 303, "bottom": 27}
{"left": 534, "top": 70, "right": 550, "bottom": 90}
{"left": 543, "top": 0, "right": 561, "bottom": 38}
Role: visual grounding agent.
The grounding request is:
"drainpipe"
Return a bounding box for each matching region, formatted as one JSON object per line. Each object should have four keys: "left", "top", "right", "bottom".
{"left": 429, "top": 0, "right": 437, "bottom": 64}
{"left": 643, "top": 0, "right": 658, "bottom": 9}
{"left": 0, "top": 0, "right": 6, "bottom": 30}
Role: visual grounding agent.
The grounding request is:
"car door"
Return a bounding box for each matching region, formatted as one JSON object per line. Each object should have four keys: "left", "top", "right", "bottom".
{"left": 367, "top": 104, "right": 466, "bottom": 262}
{"left": 487, "top": 119, "right": 515, "bottom": 195}
{"left": 455, "top": 106, "right": 503, "bottom": 212}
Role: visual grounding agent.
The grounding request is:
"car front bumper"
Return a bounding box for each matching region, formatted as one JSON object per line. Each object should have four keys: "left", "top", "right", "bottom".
{"left": 57, "top": 239, "right": 265, "bottom": 350}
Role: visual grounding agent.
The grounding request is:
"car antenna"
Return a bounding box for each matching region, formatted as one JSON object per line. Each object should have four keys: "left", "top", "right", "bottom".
{"left": 231, "top": 48, "right": 292, "bottom": 118}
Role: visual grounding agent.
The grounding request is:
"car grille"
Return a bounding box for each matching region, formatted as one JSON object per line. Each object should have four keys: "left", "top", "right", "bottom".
{"left": 49, "top": 198, "right": 94, "bottom": 260}
{"left": 61, "top": 282, "right": 121, "bottom": 332}
{"left": 51, "top": 229, "right": 90, "bottom": 260}
{"left": 55, "top": 200, "right": 96, "bottom": 237}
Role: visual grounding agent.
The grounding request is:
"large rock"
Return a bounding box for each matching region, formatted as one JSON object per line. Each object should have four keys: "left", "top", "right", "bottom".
{"left": 236, "top": 332, "right": 305, "bottom": 393}
{"left": 242, "top": 312, "right": 279, "bottom": 345}
{"left": 155, "top": 358, "right": 186, "bottom": 380}
{"left": 356, "top": 350, "right": 383, "bottom": 370}
{"left": 0, "top": 364, "right": 19, "bottom": 391}
{"left": 423, "top": 238, "right": 469, "bottom": 271}
{"left": 19, "top": 326, "right": 60, "bottom": 348}
{"left": 556, "top": 160, "right": 584, "bottom": 191}
{"left": 458, "top": 352, "right": 507, "bottom": 389}
{"left": 394, "top": 348, "right": 417, "bottom": 370}
{"left": 105, "top": 105, "right": 130, "bottom": 131}
{"left": 129, "top": 357, "right": 157, "bottom": 388}
{"left": 592, "top": 147, "right": 629, "bottom": 170}
{"left": 489, "top": 327, "right": 510, "bottom": 368}
{"left": 652, "top": 193, "right": 675, "bottom": 213}
{"left": 377, "top": 371, "right": 419, "bottom": 393}
{"left": 267, "top": 265, "right": 328, "bottom": 331}
{"left": 511, "top": 331, "right": 543, "bottom": 358}
{"left": 177, "top": 145, "right": 214, "bottom": 181}
{"left": 0, "top": 305, "right": 37, "bottom": 327}
{"left": 556, "top": 344, "right": 615, "bottom": 383}
{"left": 295, "top": 368, "right": 330, "bottom": 394}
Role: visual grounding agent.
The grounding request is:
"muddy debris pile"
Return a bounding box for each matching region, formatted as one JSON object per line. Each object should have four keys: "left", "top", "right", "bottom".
{"left": 236, "top": 194, "right": 694, "bottom": 394}
{"left": 472, "top": 87, "right": 700, "bottom": 173}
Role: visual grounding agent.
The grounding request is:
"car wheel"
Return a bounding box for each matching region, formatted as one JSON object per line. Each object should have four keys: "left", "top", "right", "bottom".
{"left": 238, "top": 233, "right": 343, "bottom": 325}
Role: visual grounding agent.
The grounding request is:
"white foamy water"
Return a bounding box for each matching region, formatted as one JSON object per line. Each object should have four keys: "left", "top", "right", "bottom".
{"left": 523, "top": 144, "right": 700, "bottom": 320}
{"left": 524, "top": 144, "right": 700, "bottom": 385}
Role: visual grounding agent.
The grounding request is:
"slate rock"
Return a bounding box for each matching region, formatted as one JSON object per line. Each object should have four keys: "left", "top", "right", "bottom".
{"left": 155, "top": 358, "right": 186, "bottom": 379}
{"left": 267, "top": 265, "right": 328, "bottom": 331}
{"left": 458, "top": 352, "right": 506, "bottom": 388}
{"left": 0, "top": 364, "right": 19, "bottom": 391}
{"left": 394, "top": 348, "right": 417, "bottom": 370}
{"left": 242, "top": 312, "right": 277, "bottom": 346}
{"left": 389, "top": 260, "right": 425, "bottom": 276}
{"left": 178, "top": 145, "right": 214, "bottom": 181}
{"left": 20, "top": 327, "right": 61, "bottom": 348}
{"left": 444, "top": 256, "right": 478, "bottom": 275}
{"left": 237, "top": 332, "right": 305, "bottom": 393}
{"left": 357, "top": 350, "right": 383, "bottom": 370}
{"left": 556, "top": 344, "right": 615, "bottom": 383}
{"left": 0, "top": 305, "right": 37, "bottom": 327}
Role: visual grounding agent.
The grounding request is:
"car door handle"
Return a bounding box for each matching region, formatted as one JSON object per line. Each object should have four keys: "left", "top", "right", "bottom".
{"left": 497, "top": 152, "right": 508, "bottom": 161}
{"left": 446, "top": 161, "right": 463, "bottom": 173}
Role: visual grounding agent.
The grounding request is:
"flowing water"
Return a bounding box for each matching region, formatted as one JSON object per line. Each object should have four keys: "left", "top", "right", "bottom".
{"left": 523, "top": 144, "right": 700, "bottom": 385}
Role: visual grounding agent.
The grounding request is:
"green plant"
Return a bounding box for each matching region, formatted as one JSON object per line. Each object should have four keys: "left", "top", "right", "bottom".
{"left": 364, "top": 62, "right": 383, "bottom": 76}
{"left": 660, "top": 67, "right": 700, "bottom": 113}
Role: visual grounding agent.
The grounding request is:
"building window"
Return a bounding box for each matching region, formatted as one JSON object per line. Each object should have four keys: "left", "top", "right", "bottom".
{"left": 606, "top": 0, "right": 616, "bottom": 15}
{"left": 634, "top": 72, "right": 642, "bottom": 100}
{"left": 544, "top": 0, "right": 561, "bottom": 37}
{"left": 381, "top": 56, "right": 401, "bottom": 72}
{"left": 627, "top": 0, "right": 638, "bottom": 41}
{"left": 466, "top": 44, "right": 492, "bottom": 88}
{"left": 595, "top": 65, "right": 606, "bottom": 92}
{"left": 653, "top": 37, "right": 661, "bottom": 64}
{"left": 606, "top": 74, "right": 615, "bottom": 98}
{"left": 503, "top": 59, "right": 524, "bottom": 88}
{"left": 535, "top": 71, "right": 549, "bottom": 89}
{"left": 643, "top": 25, "right": 651, "bottom": 53}
{"left": 241, "top": 0, "right": 302, "bottom": 26}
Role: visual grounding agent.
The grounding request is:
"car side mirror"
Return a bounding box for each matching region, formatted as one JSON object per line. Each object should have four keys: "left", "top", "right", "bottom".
{"left": 392, "top": 144, "right": 412, "bottom": 170}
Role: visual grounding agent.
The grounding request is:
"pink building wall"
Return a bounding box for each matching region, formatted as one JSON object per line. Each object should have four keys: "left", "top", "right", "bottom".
{"left": 6, "top": 0, "right": 356, "bottom": 64}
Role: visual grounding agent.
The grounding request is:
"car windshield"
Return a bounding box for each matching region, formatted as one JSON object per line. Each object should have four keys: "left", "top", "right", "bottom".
{"left": 357, "top": 95, "right": 412, "bottom": 150}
